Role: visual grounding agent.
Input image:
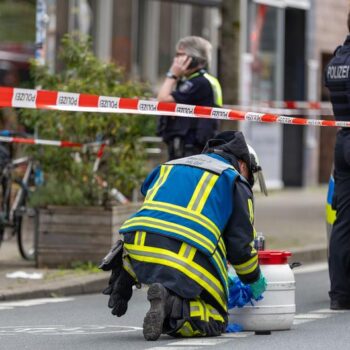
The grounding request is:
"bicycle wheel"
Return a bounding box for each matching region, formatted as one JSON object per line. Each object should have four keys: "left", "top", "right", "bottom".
{"left": 16, "top": 204, "right": 37, "bottom": 261}
{"left": 0, "top": 225, "right": 4, "bottom": 247}
{"left": 0, "top": 169, "right": 12, "bottom": 247}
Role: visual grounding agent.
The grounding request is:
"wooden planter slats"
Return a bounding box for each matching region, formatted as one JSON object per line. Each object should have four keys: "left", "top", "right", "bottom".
{"left": 36, "top": 203, "right": 140, "bottom": 268}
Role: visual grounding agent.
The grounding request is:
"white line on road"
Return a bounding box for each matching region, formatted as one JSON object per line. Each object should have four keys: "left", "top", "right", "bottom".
{"left": 168, "top": 338, "right": 229, "bottom": 346}
{"left": 294, "top": 262, "right": 328, "bottom": 274}
{"left": 313, "top": 308, "right": 349, "bottom": 313}
{"left": 0, "top": 325, "right": 142, "bottom": 335}
{"left": 294, "top": 313, "right": 329, "bottom": 319}
{"left": 293, "top": 319, "right": 314, "bottom": 325}
{"left": 147, "top": 348, "right": 200, "bottom": 350}
{"left": 221, "top": 332, "right": 252, "bottom": 338}
{"left": 0, "top": 297, "right": 74, "bottom": 308}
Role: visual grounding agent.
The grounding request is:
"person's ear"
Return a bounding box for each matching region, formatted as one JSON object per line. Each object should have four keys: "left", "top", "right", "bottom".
{"left": 238, "top": 160, "right": 249, "bottom": 178}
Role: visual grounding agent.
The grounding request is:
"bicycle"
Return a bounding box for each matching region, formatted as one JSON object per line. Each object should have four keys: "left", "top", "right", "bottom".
{"left": 0, "top": 131, "right": 39, "bottom": 261}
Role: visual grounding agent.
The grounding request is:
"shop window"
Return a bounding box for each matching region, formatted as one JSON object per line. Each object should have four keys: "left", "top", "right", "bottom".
{"left": 248, "top": 3, "right": 279, "bottom": 101}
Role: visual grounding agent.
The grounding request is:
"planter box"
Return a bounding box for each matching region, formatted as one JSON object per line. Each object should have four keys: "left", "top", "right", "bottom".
{"left": 36, "top": 204, "right": 140, "bottom": 268}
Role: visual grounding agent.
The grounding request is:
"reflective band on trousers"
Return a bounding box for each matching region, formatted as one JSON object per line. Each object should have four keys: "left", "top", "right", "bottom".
{"left": 122, "top": 216, "right": 228, "bottom": 288}
{"left": 176, "top": 321, "right": 203, "bottom": 337}
{"left": 190, "top": 300, "right": 224, "bottom": 322}
{"left": 124, "top": 243, "right": 227, "bottom": 311}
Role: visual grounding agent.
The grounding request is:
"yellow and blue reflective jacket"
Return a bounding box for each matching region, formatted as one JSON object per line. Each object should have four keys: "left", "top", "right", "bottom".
{"left": 326, "top": 174, "right": 336, "bottom": 225}
{"left": 120, "top": 153, "right": 243, "bottom": 301}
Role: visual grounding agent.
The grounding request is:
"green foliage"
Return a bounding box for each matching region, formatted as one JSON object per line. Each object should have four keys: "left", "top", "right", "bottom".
{"left": 69, "top": 261, "right": 101, "bottom": 273}
{"left": 0, "top": 1, "right": 35, "bottom": 42}
{"left": 20, "top": 34, "right": 156, "bottom": 207}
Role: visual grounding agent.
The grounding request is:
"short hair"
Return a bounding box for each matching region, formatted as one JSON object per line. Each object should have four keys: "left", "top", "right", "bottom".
{"left": 348, "top": 11, "right": 350, "bottom": 32}
{"left": 176, "top": 36, "right": 212, "bottom": 68}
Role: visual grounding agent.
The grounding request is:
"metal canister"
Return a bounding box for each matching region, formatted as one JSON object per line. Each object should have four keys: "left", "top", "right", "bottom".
{"left": 254, "top": 232, "right": 265, "bottom": 251}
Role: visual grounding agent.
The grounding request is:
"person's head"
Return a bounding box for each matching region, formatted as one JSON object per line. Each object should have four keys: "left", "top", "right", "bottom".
{"left": 175, "top": 36, "right": 212, "bottom": 70}
{"left": 202, "top": 131, "right": 258, "bottom": 183}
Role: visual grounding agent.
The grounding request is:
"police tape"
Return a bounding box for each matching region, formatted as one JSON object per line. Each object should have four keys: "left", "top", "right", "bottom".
{"left": 227, "top": 104, "right": 333, "bottom": 116}
{"left": 0, "top": 135, "right": 82, "bottom": 148}
{"left": 0, "top": 86, "right": 348, "bottom": 128}
{"left": 243, "top": 100, "right": 331, "bottom": 110}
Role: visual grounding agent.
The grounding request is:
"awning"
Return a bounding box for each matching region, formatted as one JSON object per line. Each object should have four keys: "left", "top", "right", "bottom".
{"left": 253, "top": 0, "right": 310, "bottom": 10}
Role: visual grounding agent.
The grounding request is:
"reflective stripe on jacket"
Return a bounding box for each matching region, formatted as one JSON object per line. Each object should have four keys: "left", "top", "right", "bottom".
{"left": 187, "top": 70, "right": 223, "bottom": 107}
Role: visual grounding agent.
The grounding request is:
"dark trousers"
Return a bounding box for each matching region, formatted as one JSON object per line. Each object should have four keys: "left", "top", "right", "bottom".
{"left": 329, "top": 129, "right": 350, "bottom": 303}
{"left": 166, "top": 136, "right": 202, "bottom": 160}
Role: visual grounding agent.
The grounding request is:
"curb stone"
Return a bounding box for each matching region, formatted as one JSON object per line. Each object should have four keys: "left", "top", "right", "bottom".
{"left": 289, "top": 245, "right": 327, "bottom": 266}
{"left": 0, "top": 273, "right": 109, "bottom": 301}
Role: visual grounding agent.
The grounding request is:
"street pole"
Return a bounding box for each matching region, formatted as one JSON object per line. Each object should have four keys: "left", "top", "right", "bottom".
{"left": 35, "top": 0, "right": 48, "bottom": 66}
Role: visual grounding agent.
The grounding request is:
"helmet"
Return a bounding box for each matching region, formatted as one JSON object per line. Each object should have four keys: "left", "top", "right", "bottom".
{"left": 202, "top": 130, "right": 251, "bottom": 169}
{"left": 202, "top": 130, "right": 268, "bottom": 195}
{"left": 247, "top": 144, "right": 268, "bottom": 196}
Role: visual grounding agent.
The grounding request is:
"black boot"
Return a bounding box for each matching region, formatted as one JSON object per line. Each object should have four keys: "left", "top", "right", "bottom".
{"left": 143, "top": 283, "right": 171, "bottom": 341}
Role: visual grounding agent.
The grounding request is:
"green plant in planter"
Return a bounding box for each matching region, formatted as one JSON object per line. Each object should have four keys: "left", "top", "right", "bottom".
{"left": 19, "top": 34, "right": 156, "bottom": 207}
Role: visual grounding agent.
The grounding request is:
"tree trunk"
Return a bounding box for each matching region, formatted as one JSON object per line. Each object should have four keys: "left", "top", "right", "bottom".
{"left": 220, "top": 0, "right": 240, "bottom": 107}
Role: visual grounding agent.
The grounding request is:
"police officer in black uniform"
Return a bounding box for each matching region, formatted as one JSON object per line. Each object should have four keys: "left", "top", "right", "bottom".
{"left": 157, "top": 36, "right": 222, "bottom": 160}
{"left": 324, "top": 12, "right": 350, "bottom": 310}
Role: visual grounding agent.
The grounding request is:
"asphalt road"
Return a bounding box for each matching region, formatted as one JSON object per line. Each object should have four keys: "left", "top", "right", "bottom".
{"left": 1, "top": 264, "right": 350, "bottom": 350}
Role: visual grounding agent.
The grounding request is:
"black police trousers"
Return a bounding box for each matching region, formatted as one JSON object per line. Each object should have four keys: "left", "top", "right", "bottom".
{"left": 166, "top": 136, "right": 202, "bottom": 160}
{"left": 329, "top": 129, "right": 350, "bottom": 303}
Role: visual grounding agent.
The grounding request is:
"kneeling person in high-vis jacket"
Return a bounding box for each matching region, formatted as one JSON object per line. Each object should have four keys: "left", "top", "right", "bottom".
{"left": 101, "top": 130, "right": 267, "bottom": 340}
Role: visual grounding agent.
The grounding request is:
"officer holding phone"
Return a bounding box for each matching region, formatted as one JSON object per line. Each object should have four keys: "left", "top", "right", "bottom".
{"left": 157, "top": 36, "right": 223, "bottom": 160}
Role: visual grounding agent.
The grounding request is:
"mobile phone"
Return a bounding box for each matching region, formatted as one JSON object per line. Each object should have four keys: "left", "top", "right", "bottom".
{"left": 188, "top": 56, "right": 200, "bottom": 69}
{"left": 99, "top": 239, "right": 123, "bottom": 271}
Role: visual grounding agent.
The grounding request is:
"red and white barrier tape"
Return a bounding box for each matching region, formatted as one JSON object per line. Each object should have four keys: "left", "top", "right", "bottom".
{"left": 92, "top": 142, "right": 106, "bottom": 173}
{"left": 250, "top": 100, "right": 331, "bottom": 110}
{"left": 227, "top": 104, "right": 333, "bottom": 116}
{"left": 0, "top": 86, "right": 348, "bottom": 128}
{"left": 0, "top": 135, "right": 82, "bottom": 148}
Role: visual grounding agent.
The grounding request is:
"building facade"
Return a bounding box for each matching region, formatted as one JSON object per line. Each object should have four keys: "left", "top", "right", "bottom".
{"left": 42, "top": 0, "right": 349, "bottom": 187}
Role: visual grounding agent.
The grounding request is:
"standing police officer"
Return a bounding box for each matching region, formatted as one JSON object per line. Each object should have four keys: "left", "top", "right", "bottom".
{"left": 101, "top": 131, "right": 267, "bottom": 340}
{"left": 157, "top": 36, "right": 222, "bottom": 160}
{"left": 324, "top": 12, "right": 350, "bottom": 310}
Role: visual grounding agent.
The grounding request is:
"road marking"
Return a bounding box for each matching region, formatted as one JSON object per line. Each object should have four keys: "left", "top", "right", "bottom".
{"left": 0, "top": 325, "right": 142, "bottom": 335}
{"left": 294, "top": 313, "right": 329, "bottom": 319}
{"left": 0, "top": 297, "right": 74, "bottom": 310}
{"left": 294, "top": 262, "right": 328, "bottom": 274}
{"left": 293, "top": 319, "right": 314, "bottom": 325}
{"left": 292, "top": 308, "right": 349, "bottom": 326}
{"left": 168, "top": 338, "right": 229, "bottom": 346}
{"left": 221, "top": 332, "right": 252, "bottom": 338}
{"left": 148, "top": 348, "right": 200, "bottom": 350}
{"left": 313, "top": 308, "right": 349, "bottom": 313}
{"left": 147, "top": 331, "right": 253, "bottom": 350}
